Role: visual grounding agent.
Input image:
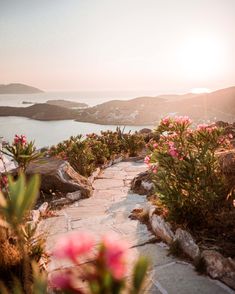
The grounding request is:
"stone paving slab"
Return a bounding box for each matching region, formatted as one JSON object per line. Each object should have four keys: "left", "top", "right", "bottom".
{"left": 41, "top": 160, "right": 233, "bottom": 294}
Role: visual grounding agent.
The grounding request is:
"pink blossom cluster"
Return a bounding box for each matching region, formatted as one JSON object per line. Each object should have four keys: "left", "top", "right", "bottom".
{"left": 14, "top": 134, "right": 27, "bottom": 145}
{"left": 51, "top": 232, "right": 129, "bottom": 291}
{"left": 196, "top": 124, "right": 218, "bottom": 133}
{"left": 174, "top": 116, "right": 192, "bottom": 126}
{"left": 167, "top": 141, "right": 183, "bottom": 160}
{"left": 144, "top": 155, "right": 151, "bottom": 165}
{"left": 101, "top": 233, "right": 129, "bottom": 279}
{"left": 161, "top": 116, "right": 170, "bottom": 126}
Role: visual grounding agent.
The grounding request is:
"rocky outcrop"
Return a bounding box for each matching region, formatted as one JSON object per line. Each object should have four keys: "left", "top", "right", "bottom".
{"left": 26, "top": 158, "right": 93, "bottom": 198}
{"left": 131, "top": 171, "right": 154, "bottom": 195}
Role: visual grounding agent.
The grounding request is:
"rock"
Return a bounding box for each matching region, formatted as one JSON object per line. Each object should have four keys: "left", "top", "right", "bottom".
{"left": 131, "top": 171, "right": 154, "bottom": 195}
{"left": 218, "top": 149, "right": 235, "bottom": 192}
{"left": 150, "top": 214, "right": 174, "bottom": 244}
{"left": 66, "top": 191, "right": 82, "bottom": 202}
{"left": 88, "top": 167, "right": 101, "bottom": 184}
{"left": 202, "top": 250, "right": 235, "bottom": 289}
{"left": 174, "top": 228, "right": 200, "bottom": 260}
{"left": 139, "top": 128, "right": 152, "bottom": 134}
{"left": 26, "top": 158, "right": 93, "bottom": 198}
{"left": 38, "top": 202, "right": 48, "bottom": 216}
{"left": 30, "top": 209, "right": 40, "bottom": 223}
{"left": 215, "top": 121, "right": 229, "bottom": 128}
{"left": 50, "top": 198, "right": 71, "bottom": 206}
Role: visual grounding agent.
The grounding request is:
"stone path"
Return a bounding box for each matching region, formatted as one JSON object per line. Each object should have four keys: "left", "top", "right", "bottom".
{"left": 39, "top": 160, "right": 234, "bottom": 293}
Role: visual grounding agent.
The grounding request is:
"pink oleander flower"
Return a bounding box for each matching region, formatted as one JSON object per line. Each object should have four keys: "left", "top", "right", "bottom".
{"left": 152, "top": 167, "right": 158, "bottom": 174}
{"left": 153, "top": 143, "right": 158, "bottom": 148}
{"left": 102, "top": 233, "right": 129, "bottom": 280}
{"left": 175, "top": 116, "right": 192, "bottom": 126}
{"left": 169, "top": 148, "right": 179, "bottom": 158}
{"left": 168, "top": 141, "right": 175, "bottom": 147}
{"left": 197, "top": 124, "right": 208, "bottom": 131}
{"left": 50, "top": 272, "right": 74, "bottom": 290}
{"left": 161, "top": 116, "right": 170, "bottom": 125}
{"left": 14, "top": 134, "right": 27, "bottom": 145}
{"left": 53, "top": 232, "right": 94, "bottom": 263}
{"left": 144, "top": 155, "right": 151, "bottom": 164}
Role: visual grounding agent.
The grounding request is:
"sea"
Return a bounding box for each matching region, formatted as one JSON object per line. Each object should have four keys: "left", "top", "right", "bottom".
{"left": 0, "top": 91, "right": 155, "bottom": 148}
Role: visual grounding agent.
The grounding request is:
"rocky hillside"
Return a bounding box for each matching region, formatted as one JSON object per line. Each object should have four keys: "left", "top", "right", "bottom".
{"left": 75, "top": 86, "right": 235, "bottom": 125}
{"left": 0, "top": 86, "right": 234, "bottom": 124}
{"left": 0, "top": 83, "right": 43, "bottom": 94}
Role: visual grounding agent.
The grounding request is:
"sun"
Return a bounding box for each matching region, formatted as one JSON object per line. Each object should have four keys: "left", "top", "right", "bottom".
{"left": 190, "top": 88, "right": 211, "bottom": 94}
{"left": 178, "top": 36, "right": 225, "bottom": 79}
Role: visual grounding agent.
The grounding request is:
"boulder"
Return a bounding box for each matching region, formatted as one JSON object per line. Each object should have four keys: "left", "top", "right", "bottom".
{"left": 218, "top": 149, "right": 235, "bottom": 191}
{"left": 202, "top": 250, "right": 235, "bottom": 290}
{"left": 174, "top": 228, "right": 200, "bottom": 260}
{"left": 131, "top": 171, "right": 154, "bottom": 195}
{"left": 150, "top": 214, "right": 174, "bottom": 244}
{"left": 26, "top": 158, "right": 93, "bottom": 198}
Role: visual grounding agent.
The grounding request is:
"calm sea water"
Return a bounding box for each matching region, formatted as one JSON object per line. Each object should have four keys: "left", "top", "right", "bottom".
{"left": 0, "top": 91, "right": 155, "bottom": 148}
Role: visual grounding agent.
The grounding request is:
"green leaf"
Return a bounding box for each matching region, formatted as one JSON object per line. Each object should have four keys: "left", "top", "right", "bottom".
{"left": 131, "top": 256, "right": 148, "bottom": 294}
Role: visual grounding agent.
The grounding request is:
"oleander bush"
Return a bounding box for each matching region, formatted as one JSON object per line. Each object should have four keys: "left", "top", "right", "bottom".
{"left": 49, "top": 128, "right": 146, "bottom": 176}
{"left": 145, "top": 116, "right": 232, "bottom": 227}
{"left": 2, "top": 135, "right": 41, "bottom": 171}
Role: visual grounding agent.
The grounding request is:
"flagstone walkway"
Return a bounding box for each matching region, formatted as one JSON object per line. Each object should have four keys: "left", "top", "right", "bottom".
{"left": 39, "top": 160, "right": 234, "bottom": 293}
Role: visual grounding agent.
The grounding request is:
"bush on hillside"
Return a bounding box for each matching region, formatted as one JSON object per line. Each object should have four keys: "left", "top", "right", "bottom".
{"left": 146, "top": 116, "right": 232, "bottom": 227}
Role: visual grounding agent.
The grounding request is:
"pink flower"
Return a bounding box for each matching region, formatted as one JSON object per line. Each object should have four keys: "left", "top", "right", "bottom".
{"left": 152, "top": 167, "right": 158, "bottom": 174}
{"left": 53, "top": 232, "right": 94, "bottom": 263}
{"left": 229, "top": 133, "right": 233, "bottom": 139}
{"left": 50, "top": 272, "right": 73, "bottom": 290}
{"left": 161, "top": 116, "right": 170, "bottom": 125}
{"left": 14, "top": 135, "right": 20, "bottom": 144}
{"left": 144, "top": 155, "right": 151, "bottom": 164}
{"left": 169, "top": 148, "right": 179, "bottom": 158}
{"left": 102, "top": 233, "right": 129, "bottom": 280}
{"left": 14, "top": 134, "right": 27, "bottom": 145}
{"left": 153, "top": 143, "right": 158, "bottom": 149}
{"left": 197, "top": 124, "right": 208, "bottom": 131}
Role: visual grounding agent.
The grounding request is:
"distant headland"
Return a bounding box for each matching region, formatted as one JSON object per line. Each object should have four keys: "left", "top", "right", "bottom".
{"left": 0, "top": 83, "right": 43, "bottom": 94}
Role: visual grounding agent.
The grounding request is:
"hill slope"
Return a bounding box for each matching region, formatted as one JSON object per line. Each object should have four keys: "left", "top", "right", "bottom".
{"left": 0, "top": 83, "right": 43, "bottom": 94}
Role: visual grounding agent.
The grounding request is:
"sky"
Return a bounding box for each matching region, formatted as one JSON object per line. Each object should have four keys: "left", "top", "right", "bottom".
{"left": 0, "top": 0, "right": 235, "bottom": 92}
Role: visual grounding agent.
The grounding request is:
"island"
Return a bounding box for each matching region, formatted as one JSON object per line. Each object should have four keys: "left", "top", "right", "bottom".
{"left": 0, "top": 86, "right": 234, "bottom": 124}
{"left": 0, "top": 83, "right": 43, "bottom": 94}
{"left": 46, "top": 99, "right": 88, "bottom": 108}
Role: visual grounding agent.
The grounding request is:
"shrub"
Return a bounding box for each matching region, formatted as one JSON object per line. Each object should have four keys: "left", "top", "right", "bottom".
{"left": 146, "top": 116, "right": 231, "bottom": 227}
{"left": 50, "top": 135, "right": 96, "bottom": 177}
{"left": 2, "top": 135, "right": 41, "bottom": 171}
{"left": 50, "top": 128, "right": 146, "bottom": 176}
{"left": 0, "top": 173, "right": 47, "bottom": 293}
{"left": 122, "top": 132, "right": 145, "bottom": 157}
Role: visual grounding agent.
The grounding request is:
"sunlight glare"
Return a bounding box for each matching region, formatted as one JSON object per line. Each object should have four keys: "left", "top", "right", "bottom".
{"left": 178, "top": 36, "right": 225, "bottom": 79}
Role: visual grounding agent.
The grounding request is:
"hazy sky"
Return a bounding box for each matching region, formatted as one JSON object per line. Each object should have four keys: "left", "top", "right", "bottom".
{"left": 0, "top": 0, "right": 235, "bottom": 92}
